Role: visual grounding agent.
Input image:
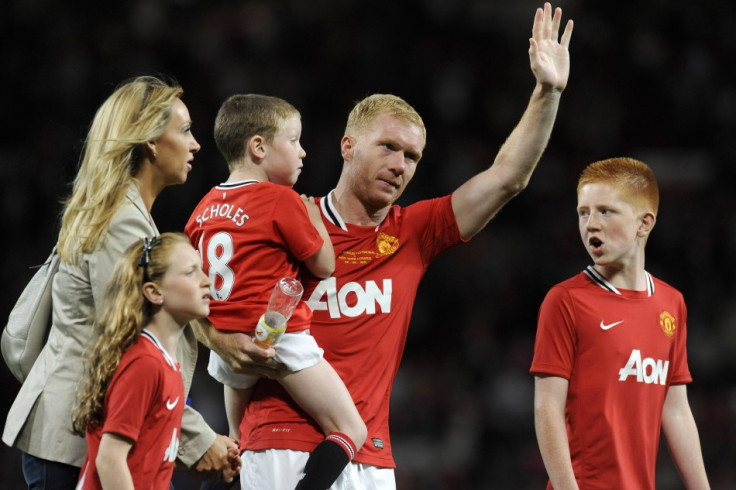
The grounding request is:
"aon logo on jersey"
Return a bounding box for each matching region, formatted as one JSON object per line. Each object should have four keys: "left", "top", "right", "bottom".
{"left": 307, "top": 278, "right": 392, "bottom": 318}
{"left": 163, "top": 428, "right": 180, "bottom": 463}
{"left": 618, "top": 349, "right": 669, "bottom": 385}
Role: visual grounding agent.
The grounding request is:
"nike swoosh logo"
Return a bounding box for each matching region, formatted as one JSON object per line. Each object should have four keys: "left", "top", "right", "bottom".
{"left": 166, "top": 397, "right": 180, "bottom": 410}
{"left": 600, "top": 320, "right": 624, "bottom": 330}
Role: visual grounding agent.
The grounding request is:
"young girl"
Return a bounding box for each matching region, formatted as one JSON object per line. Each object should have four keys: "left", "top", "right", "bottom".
{"left": 72, "top": 233, "right": 236, "bottom": 489}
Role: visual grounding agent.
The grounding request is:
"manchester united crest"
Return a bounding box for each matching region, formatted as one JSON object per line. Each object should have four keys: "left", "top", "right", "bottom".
{"left": 659, "top": 311, "right": 676, "bottom": 338}
{"left": 376, "top": 232, "right": 399, "bottom": 256}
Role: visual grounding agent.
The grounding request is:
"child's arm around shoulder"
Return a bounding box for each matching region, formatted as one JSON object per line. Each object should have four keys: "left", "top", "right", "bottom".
{"left": 301, "top": 194, "right": 334, "bottom": 278}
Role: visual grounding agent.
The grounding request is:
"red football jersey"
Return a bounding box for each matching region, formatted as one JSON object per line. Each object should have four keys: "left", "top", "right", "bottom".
{"left": 185, "top": 180, "right": 323, "bottom": 333}
{"left": 78, "top": 331, "right": 185, "bottom": 490}
{"left": 240, "top": 192, "right": 464, "bottom": 467}
{"left": 530, "top": 267, "right": 692, "bottom": 490}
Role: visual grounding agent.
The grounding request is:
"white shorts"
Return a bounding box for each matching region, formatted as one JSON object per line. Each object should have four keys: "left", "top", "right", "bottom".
{"left": 207, "top": 330, "right": 324, "bottom": 389}
{"left": 240, "top": 449, "right": 396, "bottom": 490}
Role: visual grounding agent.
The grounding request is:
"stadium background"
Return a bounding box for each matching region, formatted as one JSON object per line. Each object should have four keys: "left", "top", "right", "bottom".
{"left": 1, "top": 0, "right": 735, "bottom": 488}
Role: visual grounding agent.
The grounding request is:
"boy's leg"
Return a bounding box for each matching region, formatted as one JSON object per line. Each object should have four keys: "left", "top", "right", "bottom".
{"left": 224, "top": 385, "right": 254, "bottom": 441}
{"left": 293, "top": 434, "right": 355, "bottom": 490}
{"left": 280, "top": 359, "right": 367, "bottom": 489}
{"left": 208, "top": 350, "right": 259, "bottom": 440}
{"left": 205, "top": 351, "right": 259, "bottom": 489}
{"left": 281, "top": 359, "right": 366, "bottom": 448}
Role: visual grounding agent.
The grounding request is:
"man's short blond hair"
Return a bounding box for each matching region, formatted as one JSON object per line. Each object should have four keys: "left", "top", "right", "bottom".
{"left": 345, "top": 94, "right": 426, "bottom": 143}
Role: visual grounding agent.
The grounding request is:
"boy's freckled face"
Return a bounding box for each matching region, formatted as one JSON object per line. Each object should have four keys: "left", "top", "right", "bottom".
{"left": 263, "top": 116, "right": 306, "bottom": 187}
{"left": 577, "top": 183, "right": 642, "bottom": 268}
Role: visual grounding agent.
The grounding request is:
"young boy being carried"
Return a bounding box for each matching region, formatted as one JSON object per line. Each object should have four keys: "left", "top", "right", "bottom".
{"left": 186, "top": 95, "right": 366, "bottom": 489}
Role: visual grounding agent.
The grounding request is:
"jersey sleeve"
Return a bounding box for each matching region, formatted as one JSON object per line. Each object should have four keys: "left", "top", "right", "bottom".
{"left": 272, "top": 190, "right": 323, "bottom": 262}
{"left": 406, "top": 195, "right": 464, "bottom": 266}
{"left": 530, "top": 284, "right": 577, "bottom": 379}
{"left": 102, "top": 355, "right": 163, "bottom": 443}
{"left": 668, "top": 298, "right": 693, "bottom": 385}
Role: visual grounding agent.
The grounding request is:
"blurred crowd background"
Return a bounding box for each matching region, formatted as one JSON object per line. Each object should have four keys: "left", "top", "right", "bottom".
{"left": 2, "top": 0, "right": 735, "bottom": 488}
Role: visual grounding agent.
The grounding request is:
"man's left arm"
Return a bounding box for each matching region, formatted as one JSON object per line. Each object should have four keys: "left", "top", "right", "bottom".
{"left": 452, "top": 3, "right": 573, "bottom": 239}
{"left": 178, "top": 406, "right": 216, "bottom": 467}
{"left": 661, "top": 384, "right": 711, "bottom": 489}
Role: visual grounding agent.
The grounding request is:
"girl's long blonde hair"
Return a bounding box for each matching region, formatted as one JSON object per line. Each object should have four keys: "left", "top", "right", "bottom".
{"left": 71, "top": 232, "right": 191, "bottom": 435}
{"left": 58, "top": 76, "right": 183, "bottom": 264}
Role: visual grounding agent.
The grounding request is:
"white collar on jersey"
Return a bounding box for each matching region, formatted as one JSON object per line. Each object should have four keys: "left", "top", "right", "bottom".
{"left": 584, "top": 265, "right": 654, "bottom": 297}
{"left": 141, "top": 328, "right": 178, "bottom": 370}
{"left": 320, "top": 190, "right": 383, "bottom": 232}
{"left": 215, "top": 179, "right": 260, "bottom": 190}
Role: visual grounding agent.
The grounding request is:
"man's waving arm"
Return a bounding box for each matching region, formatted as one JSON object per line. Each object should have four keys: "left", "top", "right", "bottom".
{"left": 452, "top": 2, "right": 573, "bottom": 239}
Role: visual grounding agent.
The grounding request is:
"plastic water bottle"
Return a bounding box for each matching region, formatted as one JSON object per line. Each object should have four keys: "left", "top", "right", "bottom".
{"left": 254, "top": 277, "right": 303, "bottom": 347}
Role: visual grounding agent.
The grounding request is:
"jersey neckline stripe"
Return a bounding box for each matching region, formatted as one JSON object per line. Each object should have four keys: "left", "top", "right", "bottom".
{"left": 584, "top": 266, "right": 654, "bottom": 297}
{"left": 141, "top": 329, "right": 179, "bottom": 370}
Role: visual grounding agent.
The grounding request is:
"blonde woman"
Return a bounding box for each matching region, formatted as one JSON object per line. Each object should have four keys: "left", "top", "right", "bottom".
{"left": 2, "top": 76, "right": 238, "bottom": 488}
{"left": 72, "top": 233, "right": 232, "bottom": 489}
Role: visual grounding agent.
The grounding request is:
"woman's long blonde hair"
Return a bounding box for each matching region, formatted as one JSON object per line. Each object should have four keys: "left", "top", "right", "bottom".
{"left": 71, "top": 232, "right": 191, "bottom": 435}
{"left": 58, "top": 76, "right": 183, "bottom": 264}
